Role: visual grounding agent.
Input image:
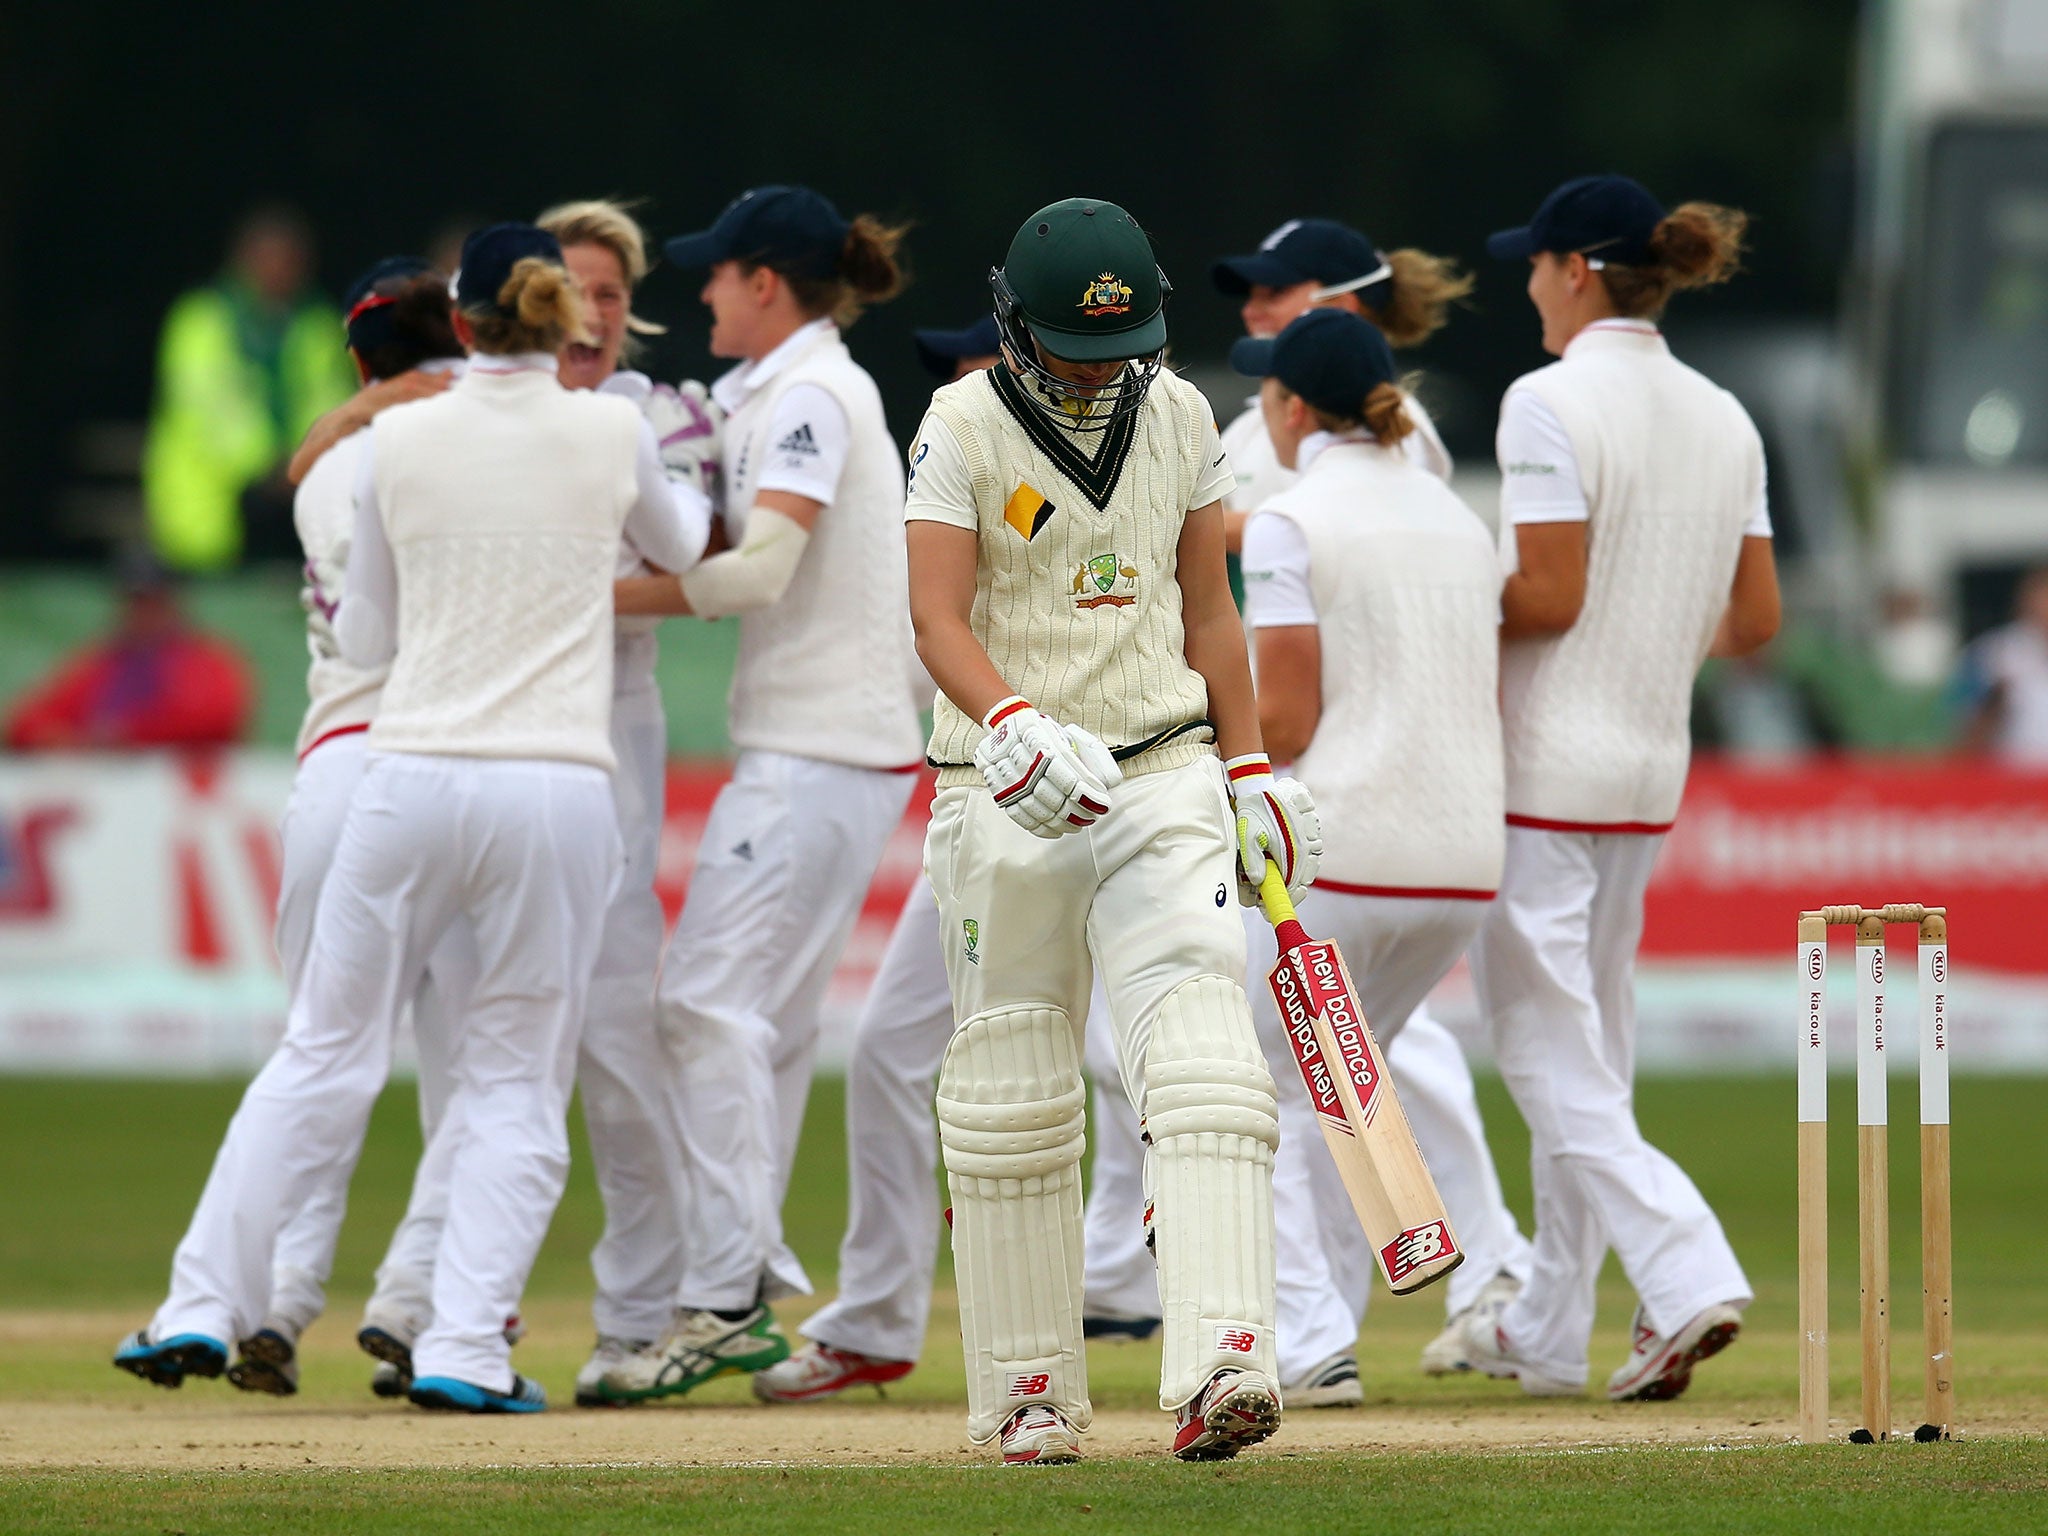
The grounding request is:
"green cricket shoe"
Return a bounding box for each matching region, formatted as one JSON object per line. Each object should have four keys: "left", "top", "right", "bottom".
{"left": 590, "top": 1305, "right": 790, "bottom": 1403}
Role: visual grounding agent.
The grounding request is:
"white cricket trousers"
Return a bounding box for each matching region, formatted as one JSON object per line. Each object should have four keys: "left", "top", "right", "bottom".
{"left": 801, "top": 883, "right": 1147, "bottom": 1363}
{"left": 1245, "top": 890, "right": 1533, "bottom": 1382}
{"left": 362, "top": 697, "right": 687, "bottom": 1344}
{"left": 660, "top": 749, "right": 915, "bottom": 1311}
{"left": 262, "top": 732, "right": 474, "bottom": 1338}
{"left": 152, "top": 753, "right": 620, "bottom": 1391}
{"left": 1470, "top": 825, "right": 1751, "bottom": 1384}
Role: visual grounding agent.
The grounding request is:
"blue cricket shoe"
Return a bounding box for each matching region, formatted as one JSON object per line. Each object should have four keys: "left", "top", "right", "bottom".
{"left": 113, "top": 1329, "right": 228, "bottom": 1388}
{"left": 409, "top": 1373, "right": 548, "bottom": 1413}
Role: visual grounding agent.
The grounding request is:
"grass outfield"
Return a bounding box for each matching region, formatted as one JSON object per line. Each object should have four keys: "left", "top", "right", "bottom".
{"left": 3, "top": 1072, "right": 2043, "bottom": 1531}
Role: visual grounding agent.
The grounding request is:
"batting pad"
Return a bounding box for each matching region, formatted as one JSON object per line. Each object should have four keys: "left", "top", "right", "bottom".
{"left": 1144, "top": 974, "right": 1281, "bottom": 1408}
{"left": 937, "top": 1003, "right": 1090, "bottom": 1443}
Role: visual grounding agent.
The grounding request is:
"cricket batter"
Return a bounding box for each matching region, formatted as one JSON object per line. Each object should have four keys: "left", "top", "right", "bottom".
{"left": 1211, "top": 215, "right": 1532, "bottom": 1391}
{"left": 905, "top": 198, "right": 1320, "bottom": 1464}
{"left": 594, "top": 186, "right": 925, "bottom": 1403}
{"left": 1461, "top": 176, "right": 1780, "bottom": 1398}
{"left": 754, "top": 319, "right": 1159, "bottom": 1403}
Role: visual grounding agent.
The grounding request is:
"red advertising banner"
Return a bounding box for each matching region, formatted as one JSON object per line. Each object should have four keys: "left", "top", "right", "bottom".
{"left": 1644, "top": 759, "right": 2048, "bottom": 973}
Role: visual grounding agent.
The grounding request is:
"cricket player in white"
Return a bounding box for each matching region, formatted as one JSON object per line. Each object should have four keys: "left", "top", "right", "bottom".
{"left": 1460, "top": 176, "right": 1781, "bottom": 1400}
{"left": 1231, "top": 305, "right": 1537, "bottom": 1401}
{"left": 1212, "top": 216, "right": 1533, "bottom": 1391}
{"left": 214, "top": 259, "right": 472, "bottom": 1398}
{"left": 346, "top": 202, "right": 724, "bottom": 1404}
{"left": 117, "top": 224, "right": 708, "bottom": 1411}
{"left": 906, "top": 198, "right": 1321, "bottom": 1465}
{"left": 595, "top": 186, "right": 924, "bottom": 1403}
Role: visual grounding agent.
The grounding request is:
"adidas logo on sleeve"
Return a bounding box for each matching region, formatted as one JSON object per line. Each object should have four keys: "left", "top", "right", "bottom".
{"left": 775, "top": 423, "right": 819, "bottom": 456}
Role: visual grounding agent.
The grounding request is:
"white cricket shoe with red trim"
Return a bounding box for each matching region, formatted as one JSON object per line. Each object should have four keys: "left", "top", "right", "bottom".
{"left": 752, "top": 1342, "right": 915, "bottom": 1403}
{"left": 1000, "top": 1403, "right": 1082, "bottom": 1466}
{"left": 1172, "top": 1368, "right": 1282, "bottom": 1461}
{"left": 1605, "top": 1302, "right": 1742, "bottom": 1402}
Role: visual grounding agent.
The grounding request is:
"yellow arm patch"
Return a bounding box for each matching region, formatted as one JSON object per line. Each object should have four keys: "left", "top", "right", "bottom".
{"left": 1002, "top": 483, "right": 1056, "bottom": 541}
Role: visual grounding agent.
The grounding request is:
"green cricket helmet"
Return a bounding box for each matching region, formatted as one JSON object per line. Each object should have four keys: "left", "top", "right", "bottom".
{"left": 989, "top": 197, "right": 1171, "bottom": 432}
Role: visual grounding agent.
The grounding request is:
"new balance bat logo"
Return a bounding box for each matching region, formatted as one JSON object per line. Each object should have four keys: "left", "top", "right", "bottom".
{"left": 1258, "top": 866, "right": 1463, "bottom": 1296}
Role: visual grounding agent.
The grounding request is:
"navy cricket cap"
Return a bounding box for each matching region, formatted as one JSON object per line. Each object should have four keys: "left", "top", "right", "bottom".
{"left": 664, "top": 186, "right": 850, "bottom": 279}
{"left": 343, "top": 256, "right": 436, "bottom": 348}
{"left": 1212, "top": 218, "right": 1390, "bottom": 299}
{"left": 1486, "top": 175, "right": 1666, "bottom": 264}
{"left": 454, "top": 223, "right": 564, "bottom": 314}
{"left": 913, "top": 315, "right": 1001, "bottom": 380}
{"left": 1230, "top": 307, "right": 1398, "bottom": 419}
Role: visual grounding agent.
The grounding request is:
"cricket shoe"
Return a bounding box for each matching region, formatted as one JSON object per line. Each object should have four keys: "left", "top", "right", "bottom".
{"left": 1000, "top": 1404, "right": 1083, "bottom": 1466}
{"left": 1605, "top": 1302, "right": 1742, "bottom": 1402}
{"left": 1172, "top": 1368, "right": 1282, "bottom": 1461}
{"left": 357, "top": 1317, "right": 416, "bottom": 1383}
{"left": 1081, "top": 1313, "right": 1161, "bottom": 1343}
{"left": 113, "top": 1329, "right": 228, "bottom": 1389}
{"left": 574, "top": 1335, "right": 655, "bottom": 1407}
{"left": 370, "top": 1361, "right": 410, "bottom": 1399}
{"left": 227, "top": 1327, "right": 299, "bottom": 1396}
{"left": 1283, "top": 1352, "right": 1362, "bottom": 1408}
{"left": 1421, "top": 1271, "right": 1523, "bottom": 1376}
{"left": 589, "top": 1304, "right": 790, "bottom": 1403}
{"left": 752, "top": 1342, "right": 915, "bottom": 1403}
{"left": 1458, "top": 1311, "right": 1581, "bottom": 1397}
{"left": 409, "top": 1373, "right": 547, "bottom": 1414}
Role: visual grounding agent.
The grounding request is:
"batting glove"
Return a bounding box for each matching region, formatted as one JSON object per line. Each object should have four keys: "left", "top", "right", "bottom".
{"left": 1226, "top": 753, "right": 1323, "bottom": 905}
{"left": 644, "top": 380, "right": 724, "bottom": 512}
{"left": 974, "top": 696, "right": 1122, "bottom": 839}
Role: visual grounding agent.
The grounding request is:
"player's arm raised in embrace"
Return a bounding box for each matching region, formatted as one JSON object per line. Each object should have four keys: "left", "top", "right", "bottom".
{"left": 615, "top": 487, "right": 820, "bottom": 617}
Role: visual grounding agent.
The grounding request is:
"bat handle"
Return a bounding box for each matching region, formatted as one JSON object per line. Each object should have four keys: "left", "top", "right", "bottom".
{"left": 1257, "top": 862, "right": 1296, "bottom": 927}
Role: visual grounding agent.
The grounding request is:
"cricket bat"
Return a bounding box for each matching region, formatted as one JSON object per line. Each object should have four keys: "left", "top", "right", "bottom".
{"left": 1258, "top": 864, "right": 1464, "bottom": 1295}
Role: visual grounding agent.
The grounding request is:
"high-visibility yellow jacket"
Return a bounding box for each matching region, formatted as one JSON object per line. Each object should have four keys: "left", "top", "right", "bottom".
{"left": 142, "top": 283, "right": 354, "bottom": 571}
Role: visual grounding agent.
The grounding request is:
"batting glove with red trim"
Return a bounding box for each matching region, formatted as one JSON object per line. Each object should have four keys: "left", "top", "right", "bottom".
{"left": 1226, "top": 753, "right": 1323, "bottom": 905}
{"left": 974, "top": 696, "right": 1121, "bottom": 839}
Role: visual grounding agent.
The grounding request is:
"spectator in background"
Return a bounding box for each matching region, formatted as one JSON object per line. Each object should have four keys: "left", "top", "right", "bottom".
{"left": 142, "top": 206, "right": 356, "bottom": 572}
{"left": 3, "top": 554, "right": 252, "bottom": 751}
{"left": 1955, "top": 566, "right": 2048, "bottom": 762}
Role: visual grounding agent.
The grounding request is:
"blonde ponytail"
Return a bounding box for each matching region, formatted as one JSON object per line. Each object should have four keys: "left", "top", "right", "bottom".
{"left": 1367, "top": 249, "right": 1473, "bottom": 349}
{"left": 467, "top": 256, "right": 588, "bottom": 355}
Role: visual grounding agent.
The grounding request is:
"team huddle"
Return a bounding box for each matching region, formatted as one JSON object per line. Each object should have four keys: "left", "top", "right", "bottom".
{"left": 111, "top": 173, "right": 1782, "bottom": 1466}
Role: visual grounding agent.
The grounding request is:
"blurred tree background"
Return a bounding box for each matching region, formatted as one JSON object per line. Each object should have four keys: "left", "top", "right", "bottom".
{"left": 1, "top": 0, "right": 1858, "bottom": 559}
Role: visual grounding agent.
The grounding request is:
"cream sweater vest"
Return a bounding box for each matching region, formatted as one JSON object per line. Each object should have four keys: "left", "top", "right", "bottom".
{"left": 293, "top": 427, "right": 385, "bottom": 756}
{"left": 368, "top": 369, "right": 641, "bottom": 771}
{"left": 1501, "top": 328, "right": 1763, "bottom": 828}
{"left": 924, "top": 367, "right": 1216, "bottom": 781}
{"left": 1261, "top": 442, "right": 1504, "bottom": 893}
{"left": 723, "top": 328, "right": 922, "bottom": 769}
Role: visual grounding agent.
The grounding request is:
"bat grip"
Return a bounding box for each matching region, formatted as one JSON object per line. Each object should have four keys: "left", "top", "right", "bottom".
{"left": 1257, "top": 863, "right": 1297, "bottom": 928}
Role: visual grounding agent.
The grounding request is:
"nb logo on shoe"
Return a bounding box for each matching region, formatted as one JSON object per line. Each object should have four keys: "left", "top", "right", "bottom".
{"left": 1007, "top": 1372, "right": 1051, "bottom": 1397}
{"left": 1215, "top": 1328, "right": 1258, "bottom": 1354}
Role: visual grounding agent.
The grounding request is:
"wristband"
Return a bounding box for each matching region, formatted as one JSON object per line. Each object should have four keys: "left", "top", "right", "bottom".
{"left": 982, "top": 695, "right": 1034, "bottom": 731}
{"left": 1224, "top": 753, "right": 1275, "bottom": 791}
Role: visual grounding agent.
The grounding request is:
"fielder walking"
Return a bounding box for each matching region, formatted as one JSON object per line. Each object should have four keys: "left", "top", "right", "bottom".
{"left": 1460, "top": 175, "right": 1781, "bottom": 1399}
{"left": 906, "top": 197, "right": 1320, "bottom": 1464}
{"left": 1210, "top": 215, "right": 1533, "bottom": 1391}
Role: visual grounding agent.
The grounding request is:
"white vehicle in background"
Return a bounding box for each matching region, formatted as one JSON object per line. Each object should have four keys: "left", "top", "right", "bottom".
{"left": 1851, "top": 0, "right": 2048, "bottom": 660}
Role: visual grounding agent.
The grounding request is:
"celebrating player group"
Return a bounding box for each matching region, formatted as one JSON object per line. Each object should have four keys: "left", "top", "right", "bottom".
{"left": 111, "top": 171, "right": 1783, "bottom": 1465}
